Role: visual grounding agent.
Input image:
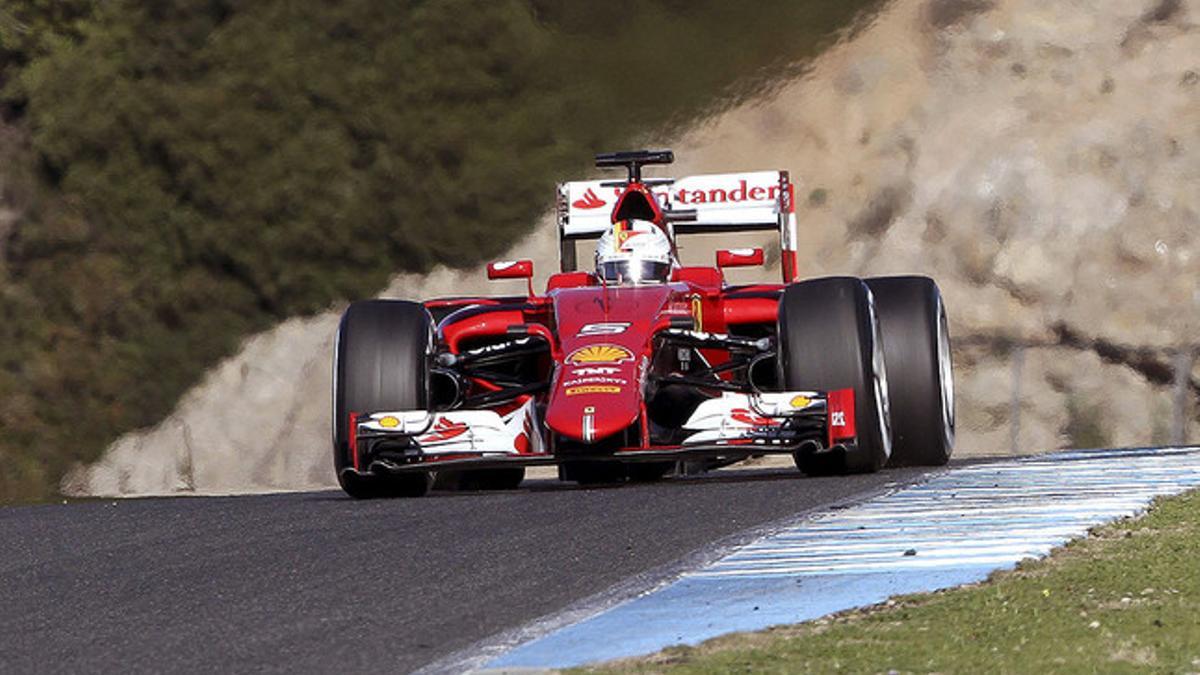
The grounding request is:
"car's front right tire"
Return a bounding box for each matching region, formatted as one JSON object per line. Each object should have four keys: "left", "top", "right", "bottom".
{"left": 777, "top": 277, "right": 892, "bottom": 475}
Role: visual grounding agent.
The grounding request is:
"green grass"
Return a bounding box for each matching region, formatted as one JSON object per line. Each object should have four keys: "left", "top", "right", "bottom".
{"left": 588, "top": 489, "right": 1200, "bottom": 673}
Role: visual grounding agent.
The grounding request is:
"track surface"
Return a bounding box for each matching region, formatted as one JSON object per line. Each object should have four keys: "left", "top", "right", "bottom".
{"left": 1, "top": 467, "right": 931, "bottom": 673}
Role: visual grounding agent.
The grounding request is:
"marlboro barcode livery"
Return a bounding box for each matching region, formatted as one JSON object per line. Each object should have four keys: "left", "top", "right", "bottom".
{"left": 333, "top": 150, "right": 955, "bottom": 498}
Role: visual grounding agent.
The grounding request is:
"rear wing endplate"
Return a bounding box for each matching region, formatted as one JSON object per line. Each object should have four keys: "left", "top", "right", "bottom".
{"left": 556, "top": 170, "right": 799, "bottom": 282}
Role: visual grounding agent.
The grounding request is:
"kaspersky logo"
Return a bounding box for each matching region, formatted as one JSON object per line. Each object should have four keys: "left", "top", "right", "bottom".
{"left": 572, "top": 188, "right": 606, "bottom": 210}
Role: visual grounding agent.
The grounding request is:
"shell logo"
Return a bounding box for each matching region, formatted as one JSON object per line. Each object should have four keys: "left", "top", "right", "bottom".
{"left": 789, "top": 395, "right": 812, "bottom": 409}
{"left": 566, "top": 385, "right": 622, "bottom": 396}
{"left": 566, "top": 344, "right": 634, "bottom": 365}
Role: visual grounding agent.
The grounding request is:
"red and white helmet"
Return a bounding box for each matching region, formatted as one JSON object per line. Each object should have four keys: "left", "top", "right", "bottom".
{"left": 595, "top": 220, "right": 674, "bottom": 285}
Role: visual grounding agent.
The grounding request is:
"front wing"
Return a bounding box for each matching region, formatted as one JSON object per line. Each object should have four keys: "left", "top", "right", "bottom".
{"left": 343, "top": 389, "right": 858, "bottom": 478}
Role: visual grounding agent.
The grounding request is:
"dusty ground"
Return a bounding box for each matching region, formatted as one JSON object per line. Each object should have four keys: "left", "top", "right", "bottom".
{"left": 66, "top": 0, "right": 1200, "bottom": 497}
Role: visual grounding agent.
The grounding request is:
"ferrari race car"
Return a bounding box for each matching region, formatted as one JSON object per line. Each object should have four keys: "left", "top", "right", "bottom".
{"left": 333, "top": 150, "right": 955, "bottom": 498}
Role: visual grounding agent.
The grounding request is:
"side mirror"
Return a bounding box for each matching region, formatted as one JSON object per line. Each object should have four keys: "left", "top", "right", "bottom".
{"left": 487, "top": 259, "right": 534, "bottom": 296}
{"left": 716, "top": 248, "right": 764, "bottom": 269}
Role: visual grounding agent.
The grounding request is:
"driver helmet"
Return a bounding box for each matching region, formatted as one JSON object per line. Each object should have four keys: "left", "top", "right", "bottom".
{"left": 595, "top": 219, "right": 674, "bottom": 285}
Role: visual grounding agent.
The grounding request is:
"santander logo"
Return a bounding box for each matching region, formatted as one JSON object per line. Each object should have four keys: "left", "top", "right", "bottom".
{"left": 572, "top": 188, "right": 607, "bottom": 210}
{"left": 418, "top": 418, "right": 469, "bottom": 443}
{"left": 672, "top": 179, "right": 780, "bottom": 205}
{"left": 731, "top": 408, "right": 782, "bottom": 428}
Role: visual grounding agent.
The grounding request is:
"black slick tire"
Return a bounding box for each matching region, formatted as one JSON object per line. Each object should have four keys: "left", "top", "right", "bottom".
{"left": 333, "top": 300, "right": 434, "bottom": 498}
{"left": 777, "top": 277, "right": 892, "bottom": 475}
{"left": 437, "top": 468, "right": 526, "bottom": 491}
{"left": 625, "top": 462, "right": 673, "bottom": 483}
{"left": 864, "top": 276, "right": 955, "bottom": 467}
{"left": 560, "top": 461, "right": 626, "bottom": 486}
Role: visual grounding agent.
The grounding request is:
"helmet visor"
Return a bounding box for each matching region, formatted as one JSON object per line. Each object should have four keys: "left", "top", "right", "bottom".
{"left": 599, "top": 260, "right": 671, "bottom": 284}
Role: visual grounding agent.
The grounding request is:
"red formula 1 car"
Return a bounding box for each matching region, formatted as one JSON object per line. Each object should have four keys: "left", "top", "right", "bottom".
{"left": 333, "top": 150, "right": 955, "bottom": 498}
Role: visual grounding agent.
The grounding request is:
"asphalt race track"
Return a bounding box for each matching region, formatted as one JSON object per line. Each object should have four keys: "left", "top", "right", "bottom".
{"left": 0, "top": 466, "right": 932, "bottom": 673}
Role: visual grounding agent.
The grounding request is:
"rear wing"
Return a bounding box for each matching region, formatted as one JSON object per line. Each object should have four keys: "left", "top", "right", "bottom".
{"left": 556, "top": 170, "right": 799, "bottom": 282}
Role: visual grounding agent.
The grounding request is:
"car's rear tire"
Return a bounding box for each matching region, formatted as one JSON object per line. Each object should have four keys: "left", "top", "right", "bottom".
{"left": 333, "top": 300, "right": 434, "bottom": 498}
{"left": 437, "top": 468, "right": 526, "bottom": 491}
{"left": 560, "top": 461, "right": 672, "bottom": 485}
{"left": 625, "top": 462, "right": 673, "bottom": 483}
{"left": 560, "top": 460, "right": 626, "bottom": 486}
{"left": 865, "top": 276, "right": 955, "bottom": 467}
{"left": 777, "top": 277, "right": 892, "bottom": 475}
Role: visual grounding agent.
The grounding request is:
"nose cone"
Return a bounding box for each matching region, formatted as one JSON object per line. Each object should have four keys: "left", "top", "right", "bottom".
{"left": 544, "top": 285, "right": 676, "bottom": 446}
{"left": 544, "top": 352, "right": 641, "bottom": 444}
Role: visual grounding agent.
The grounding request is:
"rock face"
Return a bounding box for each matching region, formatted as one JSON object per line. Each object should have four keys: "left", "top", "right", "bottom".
{"left": 66, "top": 0, "right": 1200, "bottom": 496}
{"left": 672, "top": 0, "right": 1200, "bottom": 451}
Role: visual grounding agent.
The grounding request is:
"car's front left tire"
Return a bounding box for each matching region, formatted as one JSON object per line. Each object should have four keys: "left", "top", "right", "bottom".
{"left": 436, "top": 468, "right": 526, "bottom": 492}
{"left": 333, "top": 299, "right": 434, "bottom": 498}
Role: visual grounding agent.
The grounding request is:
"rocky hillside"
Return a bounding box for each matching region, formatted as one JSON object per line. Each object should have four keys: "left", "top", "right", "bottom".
{"left": 68, "top": 0, "right": 1200, "bottom": 496}
{"left": 675, "top": 0, "right": 1200, "bottom": 453}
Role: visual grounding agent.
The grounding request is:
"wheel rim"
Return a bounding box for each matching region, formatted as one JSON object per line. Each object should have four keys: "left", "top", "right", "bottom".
{"left": 331, "top": 319, "right": 343, "bottom": 450}
{"left": 936, "top": 300, "right": 956, "bottom": 452}
{"left": 867, "top": 289, "right": 892, "bottom": 461}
